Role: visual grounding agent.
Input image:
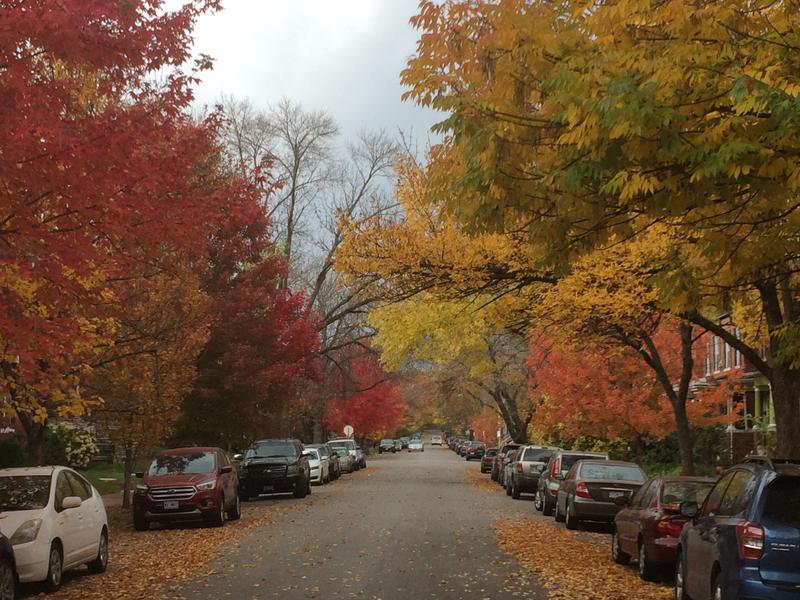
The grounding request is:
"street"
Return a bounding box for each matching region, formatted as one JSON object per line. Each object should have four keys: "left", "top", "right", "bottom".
{"left": 178, "top": 447, "right": 547, "bottom": 599}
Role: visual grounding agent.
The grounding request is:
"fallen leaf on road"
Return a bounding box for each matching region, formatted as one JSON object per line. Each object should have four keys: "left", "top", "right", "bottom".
{"left": 466, "top": 468, "right": 501, "bottom": 493}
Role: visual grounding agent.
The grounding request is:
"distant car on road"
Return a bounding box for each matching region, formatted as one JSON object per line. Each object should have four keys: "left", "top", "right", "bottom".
{"left": 675, "top": 460, "right": 800, "bottom": 600}
{"left": 502, "top": 449, "right": 520, "bottom": 490}
{"left": 329, "top": 439, "right": 359, "bottom": 472}
{"left": 135, "top": 447, "right": 240, "bottom": 530}
{"left": 237, "top": 439, "right": 311, "bottom": 501}
{"left": 394, "top": 439, "right": 403, "bottom": 452}
{"left": 399, "top": 437, "right": 410, "bottom": 449}
{"left": 465, "top": 441, "right": 486, "bottom": 461}
{"left": 555, "top": 460, "right": 647, "bottom": 529}
{"left": 408, "top": 439, "right": 424, "bottom": 452}
{"left": 613, "top": 475, "right": 714, "bottom": 580}
{"left": 0, "top": 531, "right": 15, "bottom": 600}
{"left": 355, "top": 446, "right": 367, "bottom": 469}
{"left": 536, "top": 449, "right": 609, "bottom": 516}
{"left": 507, "top": 445, "right": 558, "bottom": 500}
{"left": 492, "top": 443, "right": 521, "bottom": 483}
{"left": 379, "top": 439, "right": 396, "bottom": 454}
{"left": 431, "top": 435, "right": 442, "bottom": 446}
{"left": 481, "top": 448, "right": 498, "bottom": 473}
{"left": 0, "top": 466, "right": 109, "bottom": 592}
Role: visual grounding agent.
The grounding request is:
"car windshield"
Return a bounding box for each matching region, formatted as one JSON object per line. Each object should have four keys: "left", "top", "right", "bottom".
{"left": 246, "top": 442, "right": 298, "bottom": 459}
{"left": 661, "top": 481, "right": 714, "bottom": 506}
{"left": 762, "top": 477, "right": 800, "bottom": 527}
{"left": 149, "top": 452, "right": 216, "bottom": 475}
{"left": 0, "top": 475, "right": 52, "bottom": 511}
{"left": 330, "top": 442, "right": 355, "bottom": 452}
{"left": 307, "top": 449, "right": 320, "bottom": 460}
{"left": 562, "top": 454, "right": 604, "bottom": 472}
{"left": 471, "top": 442, "right": 485, "bottom": 448}
{"left": 523, "top": 448, "right": 553, "bottom": 462}
{"left": 381, "top": 439, "right": 394, "bottom": 444}
{"left": 485, "top": 449, "right": 498, "bottom": 457}
{"left": 579, "top": 463, "right": 646, "bottom": 482}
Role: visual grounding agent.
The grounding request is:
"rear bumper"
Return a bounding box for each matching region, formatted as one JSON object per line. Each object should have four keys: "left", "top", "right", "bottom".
{"left": 737, "top": 565, "right": 800, "bottom": 600}
{"left": 648, "top": 536, "right": 679, "bottom": 564}
{"left": 572, "top": 497, "right": 620, "bottom": 521}
{"left": 515, "top": 474, "right": 540, "bottom": 492}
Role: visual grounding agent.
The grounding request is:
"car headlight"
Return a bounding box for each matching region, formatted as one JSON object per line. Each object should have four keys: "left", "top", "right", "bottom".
{"left": 10, "top": 518, "right": 42, "bottom": 546}
{"left": 286, "top": 464, "right": 300, "bottom": 475}
{"left": 135, "top": 483, "right": 149, "bottom": 494}
{"left": 196, "top": 480, "right": 216, "bottom": 491}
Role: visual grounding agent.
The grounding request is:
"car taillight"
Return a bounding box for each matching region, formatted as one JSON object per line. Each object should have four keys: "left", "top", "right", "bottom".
{"left": 656, "top": 518, "right": 685, "bottom": 538}
{"left": 737, "top": 522, "right": 764, "bottom": 560}
{"left": 516, "top": 463, "right": 523, "bottom": 473}
{"left": 575, "top": 481, "right": 591, "bottom": 499}
{"left": 551, "top": 457, "right": 560, "bottom": 478}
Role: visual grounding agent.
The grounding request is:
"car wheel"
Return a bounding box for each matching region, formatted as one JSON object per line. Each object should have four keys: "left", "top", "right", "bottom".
{"left": 712, "top": 573, "right": 726, "bottom": 600}
{"left": 228, "top": 493, "right": 242, "bottom": 521}
{"left": 293, "top": 476, "right": 309, "bottom": 498}
{"left": 638, "top": 539, "right": 658, "bottom": 581}
{"left": 506, "top": 479, "right": 513, "bottom": 496}
{"left": 534, "top": 490, "right": 544, "bottom": 512}
{"left": 554, "top": 496, "right": 566, "bottom": 523}
{"left": 133, "top": 512, "right": 149, "bottom": 531}
{"left": 674, "top": 551, "right": 692, "bottom": 600}
{"left": 210, "top": 494, "right": 225, "bottom": 527}
{"left": 543, "top": 493, "right": 555, "bottom": 516}
{"left": 87, "top": 527, "right": 109, "bottom": 574}
{"left": 565, "top": 498, "right": 579, "bottom": 530}
{"left": 511, "top": 479, "right": 521, "bottom": 500}
{"left": 491, "top": 469, "right": 498, "bottom": 482}
{"left": 0, "top": 555, "right": 16, "bottom": 600}
{"left": 611, "top": 530, "right": 630, "bottom": 565}
{"left": 240, "top": 488, "right": 251, "bottom": 502}
{"left": 44, "top": 542, "right": 63, "bottom": 592}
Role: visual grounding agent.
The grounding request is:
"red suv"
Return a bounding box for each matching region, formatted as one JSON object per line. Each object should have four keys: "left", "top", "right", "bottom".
{"left": 133, "top": 447, "right": 240, "bottom": 530}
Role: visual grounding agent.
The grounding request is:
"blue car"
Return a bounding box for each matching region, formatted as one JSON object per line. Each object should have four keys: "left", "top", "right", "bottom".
{"left": 675, "top": 459, "right": 800, "bottom": 600}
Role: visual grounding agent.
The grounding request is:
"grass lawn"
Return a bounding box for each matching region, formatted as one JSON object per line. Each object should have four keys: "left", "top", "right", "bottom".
{"left": 79, "top": 462, "right": 131, "bottom": 495}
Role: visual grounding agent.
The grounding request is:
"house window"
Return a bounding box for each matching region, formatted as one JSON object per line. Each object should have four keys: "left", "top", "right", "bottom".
{"left": 713, "top": 335, "right": 723, "bottom": 372}
{"left": 733, "top": 328, "right": 742, "bottom": 368}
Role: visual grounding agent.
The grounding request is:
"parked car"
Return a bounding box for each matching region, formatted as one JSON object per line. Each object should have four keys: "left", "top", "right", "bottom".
{"left": 237, "top": 439, "right": 311, "bottom": 500}
{"left": 458, "top": 440, "right": 472, "bottom": 457}
{"left": 0, "top": 531, "right": 16, "bottom": 600}
{"left": 465, "top": 441, "right": 486, "bottom": 461}
{"left": 394, "top": 439, "right": 403, "bottom": 453}
{"left": 355, "top": 446, "right": 367, "bottom": 469}
{"left": 613, "top": 475, "right": 714, "bottom": 580}
{"left": 481, "top": 448, "right": 498, "bottom": 473}
{"left": 399, "top": 437, "right": 410, "bottom": 449}
{"left": 507, "top": 445, "right": 558, "bottom": 500}
{"left": 408, "top": 439, "right": 424, "bottom": 452}
{"left": 502, "top": 449, "right": 521, "bottom": 490}
{"left": 492, "top": 443, "right": 521, "bottom": 482}
{"left": 328, "top": 439, "right": 359, "bottom": 472}
{"left": 536, "top": 449, "right": 609, "bottom": 515}
{"left": 306, "top": 443, "right": 340, "bottom": 481}
{"left": 675, "top": 460, "right": 800, "bottom": 600}
{"left": 555, "top": 460, "right": 647, "bottom": 529}
{"left": 379, "top": 439, "right": 396, "bottom": 454}
{"left": 0, "top": 466, "right": 108, "bottom": 592}
{"left": 431, "top": 435, "right": 442, "bottom": 446}
{"left": 328, "top": 438, "right": 361, "bottom": 473}
{"left": 306, "top": 447, "right": 330, "bottom": 485}
{"left": 134, "top": 447, "right": 239, "bottom": 530}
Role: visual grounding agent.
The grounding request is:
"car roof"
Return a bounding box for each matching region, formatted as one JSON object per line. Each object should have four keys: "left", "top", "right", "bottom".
{"left": 655, "top": 475, "right": 715, "bottom": 483}
{"left": 158, "top": 446, "right": 219, "bottom": 455}
{"left": 252, "top": 439, "right": 299, "bottom": 444}
{"left": 578, "top": 459, "right": 640, "bottom": 467}
{"left": 0, "top": 466, "right": 58, "bottom": 477}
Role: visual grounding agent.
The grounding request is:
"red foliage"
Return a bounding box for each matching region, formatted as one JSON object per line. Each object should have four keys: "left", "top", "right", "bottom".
{"left": 0, "top": 1, "right": 233, "bottom": 398}
{"left": 324, "top": 354, "right": 406, "bottom": 440}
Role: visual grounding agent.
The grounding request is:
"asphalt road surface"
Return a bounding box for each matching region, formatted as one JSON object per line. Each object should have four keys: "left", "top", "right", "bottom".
{"left": 179, "top": 446, "right": 548, "bottom": 600}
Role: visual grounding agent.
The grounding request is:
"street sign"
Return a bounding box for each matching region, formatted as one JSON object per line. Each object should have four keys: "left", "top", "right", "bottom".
{"left": 343, "top": 425, "right": 354, "bottom": 438}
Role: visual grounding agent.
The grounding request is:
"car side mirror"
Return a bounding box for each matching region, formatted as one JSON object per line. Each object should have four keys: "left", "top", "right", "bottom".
{"left": 301, "top": 450, "right": 312, "bottom": 457}
{"left": 61, "top": 496, "right": 82, "bottom": 510}
{"left": 220, "top": 465, "right": 233, "bottom": 474}
{"left": 233, "top": 454, "right": 243, "bottom": 461}
{"left": 680, "top": 501, "right": 699, "bottom": 519}
{"left": 614, "top": 495, "right": 631, "bottom": 507}
{"left": 135, "top": 471, "right": 144, "bottom": 479}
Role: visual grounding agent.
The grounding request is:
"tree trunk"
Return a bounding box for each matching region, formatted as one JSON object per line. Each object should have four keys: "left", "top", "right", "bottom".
{"left": 18, "top": 413, "right": 46, "bottom": 466}
{"left": 673, "top": 400, "right": 695, "bottom": 476}
{"left": 769, "top": 364, "right": 800, "bottom": 459}
{"left": 121, "top": 443, "right": 134, "bottom": 510}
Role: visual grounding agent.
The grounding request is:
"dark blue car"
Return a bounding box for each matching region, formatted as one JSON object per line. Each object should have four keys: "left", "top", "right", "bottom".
{"left": 675, "top": 460, "right": 800, "bottom": 600}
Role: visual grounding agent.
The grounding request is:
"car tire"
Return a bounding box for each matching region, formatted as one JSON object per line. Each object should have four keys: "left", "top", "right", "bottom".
{"left": 491, "top": 469, "right": 498, "bottom": 482}
{"left": 133, "top": 512, "right": 149, "bottom": 531}
{"left": 87, "top": 527, "right": 109, "bottom": 574}
{"left": 228, "top": 493, "right": 242, "bottom": 521}
{"left": 554, "top": 497, "right": 566, "bottom": 523}
{"left": 240, "top": 488, "right": 251, "bottom": 502}
{"left": 0, "top": 555, "right": 16, "bottom": 600}
{"left": 506, "top": 479, "right": 513, "bottom": 496}
{"left": 564, "top": 498, "right": 579, "bottom": 530}
{"left": 611, "top": 530, "right": 630, "bottom": 565}
{"left": 210, "top": 494, "right": 225, "bottom": 527}
{"left": 44, "top": 542, "right": 63, "bottom": 592}
{"left": 511, "top": 479, "right": 521, "bottom": 499}
{"left": 674, "top": 551, "right": 692, "bottom": 600}
{"left": 534, "top": 490, "right": 544, "bottom": 512}
{"left": 638, "top": 539, "right": 658, "bottom": 581}
{"left": 543, "top": 493, "right": 555, "bottom": 516}
{"left": 712, "top": 573, "right": 726, "bottom": 600}
{"left": 294, "top": 477, "right": 309, "bottom": 499}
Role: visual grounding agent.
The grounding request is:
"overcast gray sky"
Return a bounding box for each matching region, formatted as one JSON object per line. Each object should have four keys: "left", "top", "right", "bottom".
{"left": 189, "top": 1, "right": 441, "bottom": 142}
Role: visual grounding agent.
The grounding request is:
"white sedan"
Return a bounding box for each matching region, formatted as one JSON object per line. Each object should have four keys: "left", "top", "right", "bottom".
{"left": 0, "top": 466, "right": 108, "bottom": 591}
{"left": 306, "top": 448, "right": 330, "bottom": 484}
{"left": 408, "top": 439, "right": 424, "bottom": 452}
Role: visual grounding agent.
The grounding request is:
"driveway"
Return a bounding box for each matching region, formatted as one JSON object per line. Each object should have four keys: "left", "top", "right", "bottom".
{"left": 178, "top": 447, "right": 547, "bottom": 599}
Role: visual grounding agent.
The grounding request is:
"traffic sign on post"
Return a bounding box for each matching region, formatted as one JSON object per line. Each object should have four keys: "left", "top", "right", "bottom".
{"left": 343, "top": 425, "right": 354, "bottom": 438}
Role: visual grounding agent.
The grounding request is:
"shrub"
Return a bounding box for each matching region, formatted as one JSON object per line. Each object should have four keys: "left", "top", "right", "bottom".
{"left": 0, "top": 438, "right": 26, "bottom": 468}
{"left": 44, "top": 423, "right": 98, "bottom": 469}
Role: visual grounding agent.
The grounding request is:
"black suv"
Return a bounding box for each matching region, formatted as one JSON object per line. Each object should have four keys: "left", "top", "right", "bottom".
{"left": 238, "top": 439, "right": 311, "bottom": 500}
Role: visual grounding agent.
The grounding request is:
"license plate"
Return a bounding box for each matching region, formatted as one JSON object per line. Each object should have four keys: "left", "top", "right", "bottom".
{"left": 164, "top": 500, "right": 179, "bottom": 510}
{"left": 262, "top": 485, "right": 274, "bottom": 492}
{"left": 608, "top": 491, "right": 624, "bottom": 499}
